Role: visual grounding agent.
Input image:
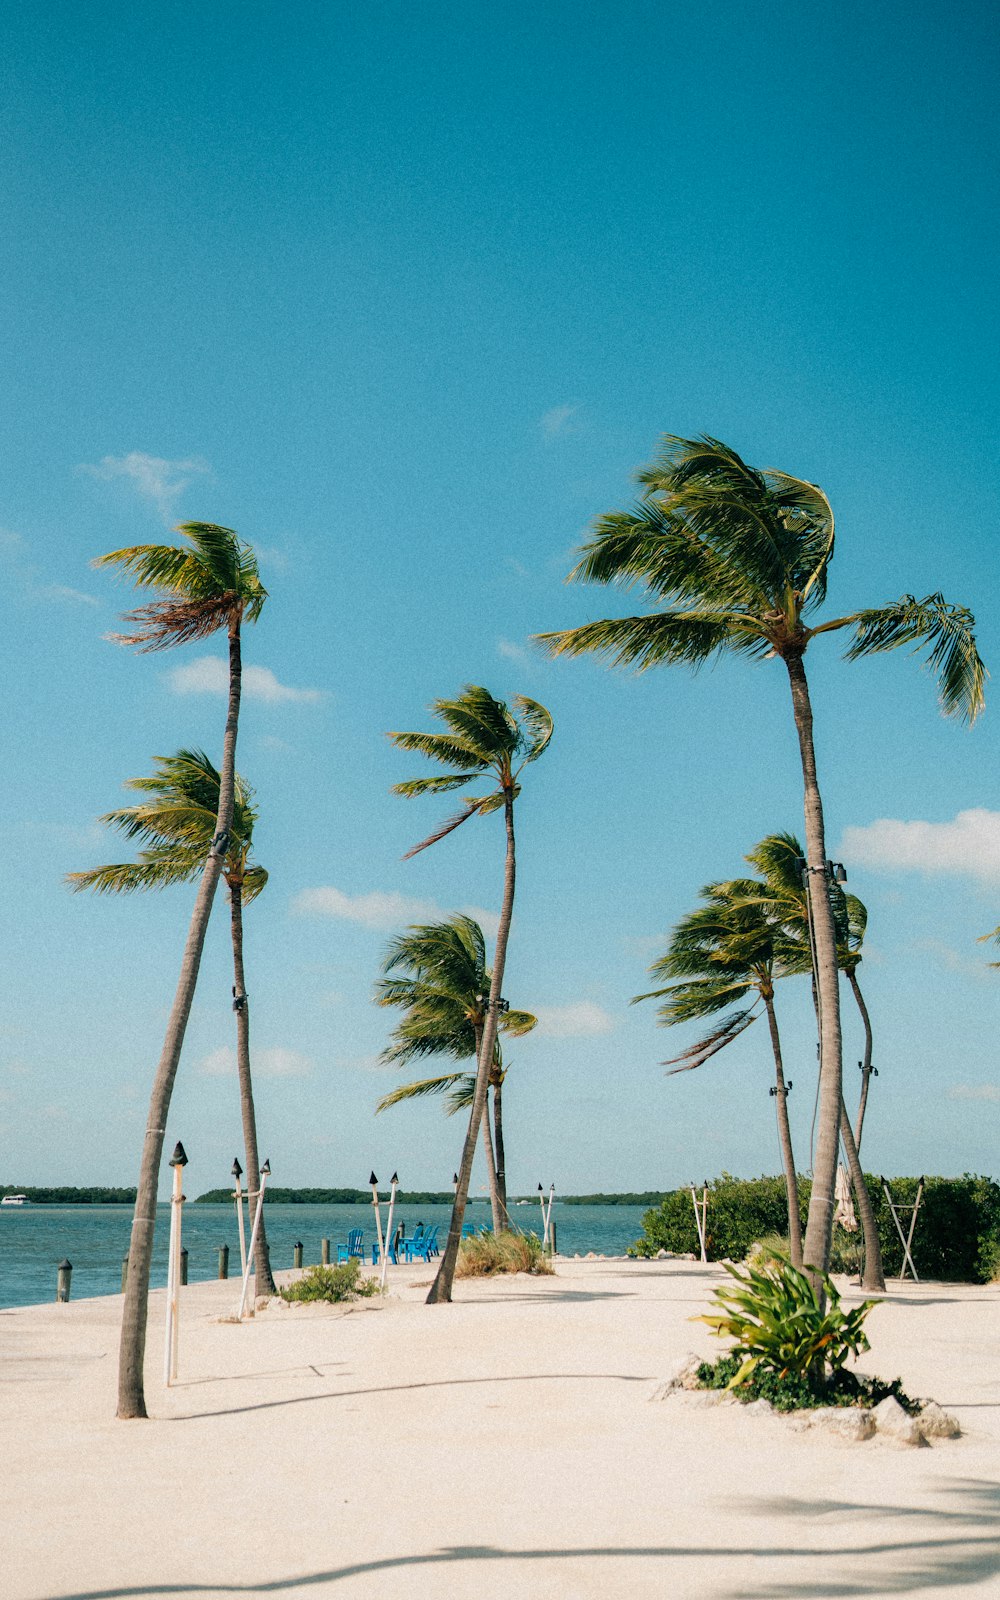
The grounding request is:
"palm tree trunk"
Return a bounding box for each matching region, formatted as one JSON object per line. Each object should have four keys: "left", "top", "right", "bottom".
{"left": 839, "top": 1096, "right": 885, "bottom": 1291}
{"left": 117, "top": 618, "right": 242, "bottom": 1419}
{"left": 762, "top": 993, "right": 803, "bottom": 1267}
{"left": 481, "top": 1094, "right": 502, "bottom": 1234}
{"left": 493, "top": 1072, "right": 507, "bottom": 1223}
{"left": 229, "top": 878, "right": 276, "bottom": 1297}
{"left": 783, "top": 650, "right": 843, "bottom": 1283}
{"left": 428, "top": 789, "right": 516, "bottom": 1303}
{"left": 849, "top": 969, "right": 875, "bottom": 1149}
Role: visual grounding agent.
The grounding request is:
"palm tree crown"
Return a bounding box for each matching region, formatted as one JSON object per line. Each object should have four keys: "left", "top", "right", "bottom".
{"left": 95, "top": 522, "right": 267, "bottom": 650}
{"left": 537, "top": 435, "right": 984, "bottom": 718}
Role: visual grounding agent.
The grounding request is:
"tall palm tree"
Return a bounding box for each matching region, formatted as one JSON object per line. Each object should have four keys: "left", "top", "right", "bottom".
{"left": 67, "top": 749, "right": 276, "bottom": 1296}
{"left": 635, "top": 880, "right": 804, "bottom": 1264}
{"left": 93, "top": 523, "right": 267, "bottom": 1418}
{"left": 388, "top": 686, "right": 552, "bottom": 1302}
{"left": 742, "top": 833, "right": 884, "bottom": 1290}
{"left": 537, "top": 435, "right": 984, "bottom": 1279}
{"left": 373, "top": 915, "right": 535, "bottom": 1228}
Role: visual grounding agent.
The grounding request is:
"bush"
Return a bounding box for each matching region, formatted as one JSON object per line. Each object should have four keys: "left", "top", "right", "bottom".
{"left": 630, "top": 1172, "right": 1000, "bottom": 1283}
{"left": 455, "top": 1229, "right": 553, "bottom": 1277}
{"left": 280, "top": 1260, "right": 381, "bottom": 1304}
{"left": 697, "top": 1256, "right": 877, "bottom": 1387}
{"left": 696, "top": 1354, "right": 918, "bottom": 1414}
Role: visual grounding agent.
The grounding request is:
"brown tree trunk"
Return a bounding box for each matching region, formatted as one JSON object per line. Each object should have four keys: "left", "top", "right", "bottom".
{"left": 762, "top": 993, "right": 803, "bottom": 1267}
{"left": 481, "top": 1094, "right": 502, "bottom": 1235}
{"left": 229, "top": 878, "right": 276, "bottom": 1297}
{"left": 117, "top": 617, "right": 242, "bottom": 1418}
{"left": 428, "top": 789, "right": 516, "bottom": 1303}
{"left": 783, "top": 650, "right": 843, "bottom": 1284}
{"left": 839, "top": 1096, "right": 885, "bottom": 1291}
{"left": 849, "top": 969, "right": 875, "bottom": 1150}
{"left": 493, "top": 1071, "right": 507, "bottom": 1224}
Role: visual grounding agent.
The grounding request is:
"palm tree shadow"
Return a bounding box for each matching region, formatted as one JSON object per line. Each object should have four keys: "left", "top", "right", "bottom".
{"left": 36, "top": 1483, "right": 1000, "bottom": 1600}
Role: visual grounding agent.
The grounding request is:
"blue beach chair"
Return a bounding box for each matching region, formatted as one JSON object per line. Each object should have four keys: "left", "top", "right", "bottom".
{"left": 337, "top": 1228, "right": 366, "bottom": 1264}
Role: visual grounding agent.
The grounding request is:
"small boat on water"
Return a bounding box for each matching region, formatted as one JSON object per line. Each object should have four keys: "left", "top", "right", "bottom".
{"left": 1, "top": 1194, "right": 28, "bottom": 1206}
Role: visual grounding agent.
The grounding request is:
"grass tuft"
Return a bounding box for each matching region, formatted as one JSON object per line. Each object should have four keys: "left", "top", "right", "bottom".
{"left": 455, "top": 1229, "right": 554, "bottom": 1277}
{"left": 280, "top": 1260, "right": 381, "bottom": 1304}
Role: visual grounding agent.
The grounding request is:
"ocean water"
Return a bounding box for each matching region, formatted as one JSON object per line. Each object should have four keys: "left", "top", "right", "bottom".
{"left": 0, "top": 1201, "right": 652, "bottom": 1309}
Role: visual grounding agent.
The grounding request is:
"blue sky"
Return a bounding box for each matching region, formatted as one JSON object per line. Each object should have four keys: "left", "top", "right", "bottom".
{"left": 2, "top": 1, "right": 998, "bottom": 1198}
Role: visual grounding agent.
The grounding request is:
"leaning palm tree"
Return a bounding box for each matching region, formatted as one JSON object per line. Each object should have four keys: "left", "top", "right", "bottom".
{"left": 538, "top": 435, "right": 984, "bottom": 1279}
{"left": 67, "top": 750, "right": 276, "bottom": 1296}
{"left": 93, "top": 523, "right": 267, "bottom": 1419}
{"left": 388, "top": 686, "right": 552, "bottom": 1302}
{"left": 635, "top": 880, "right": 804, "bottom": 1264}
{"left": 742, "top": 833, "right": 884, "bottom": 1290}
{"left": 374, "top": 915, "right": 535, "bottom": 1228}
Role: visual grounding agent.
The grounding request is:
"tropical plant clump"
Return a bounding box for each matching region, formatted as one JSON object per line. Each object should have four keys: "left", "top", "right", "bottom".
{"left": 694, "top": 1354, "right": 918, "bottom": 1415}
{"left": 696, "top": 1255, "right": 877, "bottom": 1390}
{"left": 280, "top": 1260, "right": 381, "bottom": 1304}
{"left": 455, "top": 1229, "right": 553, "bottom": 1278}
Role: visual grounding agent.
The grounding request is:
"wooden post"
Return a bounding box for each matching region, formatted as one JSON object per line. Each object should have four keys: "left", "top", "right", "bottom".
{"left": 56, "top": 1259, "right": 72, "bottom": 1302}
{"left": 237, "top": 1158, "right": 269, "bottom": 1319}
{"left": 164, "top": 1142, "right": 187, "bottom": 1387}
{"left": 121, "top": 1256, "right": 129, "bottom": 1293}
{"left": 217, "top": 1244, "right": 229, "bottom": 1280}
{"left": 321, "top": 1237, "right": 330, "bottom": 1265}
{"left": 549, "top": 1220, "right": 557, "bottom": 1257}
{"left": 370, "top": 1172, "right": 385, "bottom": 1268}
{"left": 293, "top": 1241, "right": 303, "bottom": 1269}
{"left": 180, "top": 1247, "right": 189, "bottom": 1286}
{"left": 232, "top": 1158, "right": 247, "bottom": 1278}
{"left": 380, "top": 1173, "right": 399, "bottom": 1291}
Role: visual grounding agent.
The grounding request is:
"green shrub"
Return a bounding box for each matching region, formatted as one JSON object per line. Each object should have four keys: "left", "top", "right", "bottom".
{"left": 280, "top": 1260, "right": 381, "bottom": 1304}
{"left": 696, "top": 1353, "right": 918, "bottom": 1414}
{"left": 630, "top": 1172, "right": 1000, "bottom": 1282}
{"left": 696, "top": 1255, "right": 877, "bottom": 1387}
{"left": 455, "top": 1229, "right": 553, "bottom": 1277}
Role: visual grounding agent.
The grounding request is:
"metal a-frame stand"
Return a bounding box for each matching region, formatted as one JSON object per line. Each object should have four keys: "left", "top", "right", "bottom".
{"left": 690, "top": 1182, "right": 709, "bottom": 1263}
{"left": 881, "top": 1175, "right": 924, "bottom": 1281}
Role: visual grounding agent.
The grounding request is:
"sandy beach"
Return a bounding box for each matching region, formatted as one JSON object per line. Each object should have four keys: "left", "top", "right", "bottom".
{"left": 3, "top": 1258, "right": 999, "bottom": 1600}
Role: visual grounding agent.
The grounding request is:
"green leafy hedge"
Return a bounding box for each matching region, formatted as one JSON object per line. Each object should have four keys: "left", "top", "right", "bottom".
{"left": 629, "top": 1172, "right": 1000, "bottom": 1283}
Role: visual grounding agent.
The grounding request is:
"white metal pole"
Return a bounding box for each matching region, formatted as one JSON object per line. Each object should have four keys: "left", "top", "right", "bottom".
{"left": 237, "top": 1159, "right": 270, "bottom": 1319}
{"left": 164, "top": 1142, "right": 187, "bottom": 1386}
{"left": 232, "top": 1159, "right": 247, "bottom": 1277}
{"left": 369, "top": 1172, "right": 385, "bottom": 1270}
{"left": 380, "top": 1173, "right": 398, "bottom": 1291}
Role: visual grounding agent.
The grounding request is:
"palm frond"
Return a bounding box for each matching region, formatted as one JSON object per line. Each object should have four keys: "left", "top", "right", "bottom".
{"left": 433, "top": 685, "right": 520, "bottom": 760}
{"left": 513, "top": 695, "right": 554, "bottom": 763}
{"left": 831, "top": 593, "right": 986, "bottom": 723}
{"left": 242, "top": 864, "right": 269, "bottom": 903}
{"left": 499, "top": 1008, "right": 537, "bottom": 1037}
{"left": 66, "top": 857, "right": 198, "bottom": 895}
{"left": 385, "top": 731, "right": 486, "bottom": 772}
{"left": 109, "top": 592, "right": 238, "bottom": 651}
{"left": 536, "top": 609, "right": 767, "bottom": 672}
{"left": 401, "top": 797, "right": 488, "bottom": 859}
{"left": 664, "top": 1006, "right": 758, "bottom": 1073}
{"left": 375, "top": 1072, "right": 468, "bottom": 1112}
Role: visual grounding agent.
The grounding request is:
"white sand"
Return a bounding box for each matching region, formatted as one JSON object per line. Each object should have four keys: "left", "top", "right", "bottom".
{"left": 2, "top": 1258, "right": 999, "bottom": 1599}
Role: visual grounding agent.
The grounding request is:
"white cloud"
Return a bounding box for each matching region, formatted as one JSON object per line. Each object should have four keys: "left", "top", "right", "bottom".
{"left": 540, "top": 404, "right": 580, "bottom": 440}
{"left": 198, "top": 1045, "right": 313, "bottom": 1078}
{"left": 840, "top": 810, "right": 1000, "bottom": 886}
{"left": 80, "top": 451, "right": 210, "bottom": 523}
{"left": 292, "top": 886, "right": 499, "bottom": 939}
{"left": 948, "top": 1083, "right": 1000, "bottom": 1102}
{"left": 532, "top": 1001, "right": 615, "bottom": 1039}
{"left": 167, "top": 655, "right": 323, "bottom": 704}
{"left": 40, "top": 584, "right": 100, "bottom": 607}
{"left": 913, "top": 939, "right": 992, "bottom": 983}
{"left": 498, "top": 637, "right": 530, "bottom": 665}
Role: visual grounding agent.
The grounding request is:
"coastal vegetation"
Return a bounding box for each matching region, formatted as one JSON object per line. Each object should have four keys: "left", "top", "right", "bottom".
{"left": 538, "top": 433, "right": 984, "bottom": 1283}
{"left": 0, "top": 1186, "right": 138, "bottom": 1205}
{"left": 279, "top": 1261, "right": 381, "bottom": 1304}
{"left": 455, "top": 1229, "right": 552, "bottom": 1277}
{"left": 388, "top": 684, "right": 552, "bottom": 1304}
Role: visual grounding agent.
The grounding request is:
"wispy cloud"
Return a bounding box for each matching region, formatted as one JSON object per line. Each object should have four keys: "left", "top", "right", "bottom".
{"left": 532, "top": 1001, "right": 615, "bottom": 1039}
{"left": 167, "top": 655, "right": 323, "bottom": 704}
{"left": 840, "top": 810, "right": 1000, "bottom": 886}
{"left": 913, "top": 938, "right": 991, "bottom": 983}
{"left": 80, "top": 451, "right": 210, "bottom": 523}
{"left": 948, "top": 1083, "right": 1000, "bottom": 1102}
{"left": 540, "top": 404, "right": 580, "bottom": 440}
{"left": 292, "top": 886, "right": 499, "bottom": 939}
{"left": 198, "top": 1045, "right": 313, "bottom": 1078}
{"left": 39, "top": 584, "right": 100, "bottom": 607}
{"left": 497, "top": 637, "right": 530, "bottom": 665}
{"left": 1, "top": 531, "right": 101, "bottom": 608}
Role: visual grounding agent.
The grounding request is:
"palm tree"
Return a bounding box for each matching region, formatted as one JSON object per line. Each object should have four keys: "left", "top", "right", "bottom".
{"left": 635, "top": 880, "right": 804, "bottom": 1264}
{"left": 537, "top": 435, "right": 984, "bottom": 1279}
{"left": 741, "top": 833, "right": 884, "bottom": 1290}
{"left": 388, "top": 685, "right": 552, "bottom": 1302}
{"left": 67, "top": 749, "right": 276, "bottom": 1297}
{"left": 373, "top": 915, "right": 536, "bottom": 1228}
{"left": 93, "top": 523, "right": 267, "bottom": 1418}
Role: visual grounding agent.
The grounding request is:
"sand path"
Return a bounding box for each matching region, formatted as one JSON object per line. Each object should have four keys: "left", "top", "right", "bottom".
{"left": 2, "top": 1259, "right": 998, "bottom": 1599}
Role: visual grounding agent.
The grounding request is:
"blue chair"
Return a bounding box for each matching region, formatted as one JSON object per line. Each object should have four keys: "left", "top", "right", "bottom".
{"left": 337, "top": 1228, "right": 366, "bottom": 1264}
{"left": 372, "top": 1233, "right": 399, "bottom": 1265}
{"left": 405, "top": 1225, "right": 439, "bottom": 1263}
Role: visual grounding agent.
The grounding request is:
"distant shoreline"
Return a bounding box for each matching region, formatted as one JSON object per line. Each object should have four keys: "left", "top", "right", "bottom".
{"left": 2, "top": 1185, "right": 666, "bottom": 1208}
